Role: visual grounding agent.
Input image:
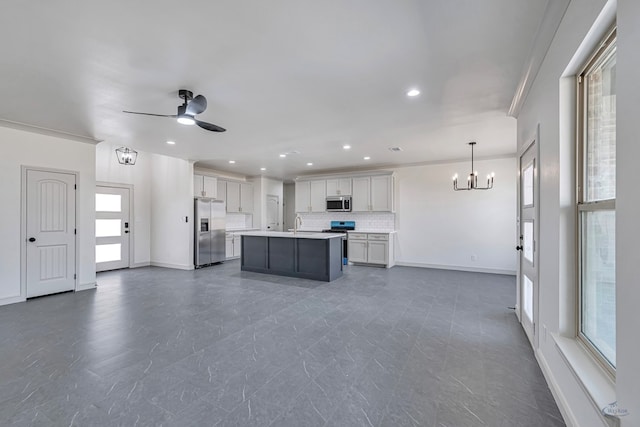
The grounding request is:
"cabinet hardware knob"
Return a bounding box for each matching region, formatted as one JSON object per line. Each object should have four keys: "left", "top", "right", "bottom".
{"left": 28, "top": 237, "right": 36, "bottom": 242}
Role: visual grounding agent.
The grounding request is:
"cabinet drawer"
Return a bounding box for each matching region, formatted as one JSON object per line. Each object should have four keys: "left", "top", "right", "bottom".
{"left": 367, "top": 234, "right": 388, "bottom": 241}
{"left": 349, "top": 233, "right": 367, "bottom": 240}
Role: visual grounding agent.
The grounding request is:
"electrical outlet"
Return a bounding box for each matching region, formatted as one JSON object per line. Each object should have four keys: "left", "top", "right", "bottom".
{"left": 471, "top": 255, "right": 477, "bottom": 261}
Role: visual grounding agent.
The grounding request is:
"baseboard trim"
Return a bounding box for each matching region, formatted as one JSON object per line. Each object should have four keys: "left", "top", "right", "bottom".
{"left": 150, "top": 262, "right": 194, "bottom": 271}
{"left": 131, "top": 262, "right": 151, "bottom": 268}
{"left": 394, "top": 261, "right": 516, "bottom": 276}
{"left": 535, "top": 349, "right": 578, "bottom": 427}
{"left": 76, "top": 282, "right": 96, "bottom": 291}
{"left": 0, "top": 295, "right": 26, "bottom": 306}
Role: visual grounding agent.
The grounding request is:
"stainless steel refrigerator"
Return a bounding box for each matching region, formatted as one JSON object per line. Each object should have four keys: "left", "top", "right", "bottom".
{"left": 194, "top": 198, "right": 226, "bottom": 267}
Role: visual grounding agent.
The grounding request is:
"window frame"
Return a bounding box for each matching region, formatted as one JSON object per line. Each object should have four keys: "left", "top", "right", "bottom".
{"left": 576, "top": 27, "right": 617, "bottom": 377}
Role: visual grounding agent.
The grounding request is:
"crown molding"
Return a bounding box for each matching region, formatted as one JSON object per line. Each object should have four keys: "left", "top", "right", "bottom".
{"left": 0, "top": 119, "right": 102, "bottom": 144}
{"left": 508, "top": 0, "right": 571, "bottom": 118}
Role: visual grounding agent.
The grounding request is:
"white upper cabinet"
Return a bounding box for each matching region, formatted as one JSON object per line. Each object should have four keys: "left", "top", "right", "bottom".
{"left": 310, "top": 180, "right": 326, "bottom": 212}
{"left": 295, "top": 181, "right": 311, "bottom": 213}
{"left": 326, "top": 178, "right": 352, "bottom": 197}
{"left": 295, "top": 180, "right": 326, "bottom": 212}
{"left": 226, "top": 182, "right": 241, "bottom": 212}
{"left": 194, "top": 174, "right": 204, "bottom": 197}
{"left": 352, "top": 175, "right": 393, "bottom": 212}
{"left": 226, "top": 181, "right": 253, "bottom": 213}
{"left": 194, "top": 174, "right": 217, "bottom": 198}
{"left": 217, "top": 180, "right": 226, "bottom": 203}
{"left": 370, "top": 175, "right": 392, "bottom": 211}
{"left": 240, "top": 183, "right": 254, "bottom": 213}
{"left": 351, "top": 177, "right": 371, "bottom": 212}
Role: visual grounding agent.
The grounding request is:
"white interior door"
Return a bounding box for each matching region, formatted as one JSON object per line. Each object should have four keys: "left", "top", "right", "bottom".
{"left": 266, "top": 194, "right": 280, "bottom": 231}
{"left": 518, "top": 142, "right": 538, "bottom": 346}
{"left": 96, "top": 186, "right": 130, "bottom": 272}
{"left": 26, "top": 169, "right": 76, "bottom": 298}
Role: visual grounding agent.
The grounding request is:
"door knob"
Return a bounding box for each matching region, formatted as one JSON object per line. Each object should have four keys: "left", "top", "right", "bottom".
{"left": 516, "top": 245, "right": 523, "bottom": 251}
{"left": 124, "top": 230, "right": 129, "bottom": 233}
{"left": 28, "top": 237, "right": 36, "bottom": 242}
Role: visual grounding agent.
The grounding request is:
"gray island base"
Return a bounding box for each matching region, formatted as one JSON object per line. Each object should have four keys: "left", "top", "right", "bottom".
{"left": 240, "top": 231, "right": 344, "bottom": 282}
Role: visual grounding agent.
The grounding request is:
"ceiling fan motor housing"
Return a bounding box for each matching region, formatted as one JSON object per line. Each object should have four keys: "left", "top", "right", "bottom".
{"left": 178, "top": 89, "right": 193, "bottom": 102}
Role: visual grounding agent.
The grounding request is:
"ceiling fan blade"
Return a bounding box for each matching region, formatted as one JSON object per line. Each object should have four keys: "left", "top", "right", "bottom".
{"left": 186, "top": 95, "right": 207, "bottom": 115}
{"left": 123, "top": 111, "right": 177, "bottom": 118}
{"left": 195, "top": 119, "right": 226, "bottom": 132}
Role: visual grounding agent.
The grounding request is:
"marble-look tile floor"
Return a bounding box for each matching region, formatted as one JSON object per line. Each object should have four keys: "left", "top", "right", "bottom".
{"left": 0, "top": 262, "right": 565, "bottom": 426}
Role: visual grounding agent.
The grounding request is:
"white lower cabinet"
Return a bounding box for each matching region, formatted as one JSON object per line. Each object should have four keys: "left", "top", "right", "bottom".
{"left": 226, "top": 233, "right": 243, "bottom": 259}
{"left": 347, "top": 232, "right": 394, "bottom": 267}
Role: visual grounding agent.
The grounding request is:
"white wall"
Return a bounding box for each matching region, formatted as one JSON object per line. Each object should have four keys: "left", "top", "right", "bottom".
{"left": 516, "top": 0, "right": 640, "bottom": 425}
{"left": 395, "top": 158, "right": 517, "bottom": 274}
{"left": 149, "top": 154, "right": 193, "bottom": 269}
{"left": 0, "top": 126, "right": 96, "bottom": 304}
{"left": 95, "top": 142, "right": 151, "bottom": 267}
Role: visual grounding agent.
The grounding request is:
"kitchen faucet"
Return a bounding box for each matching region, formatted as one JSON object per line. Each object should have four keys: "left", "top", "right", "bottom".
{"left": 294, "top": 215, "right": 302, "bottom": 234}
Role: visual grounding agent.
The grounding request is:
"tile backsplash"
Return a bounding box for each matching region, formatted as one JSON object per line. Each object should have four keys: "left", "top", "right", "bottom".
{"left": 298, "top": 212, "right": 396, "bottom": 231}
{"left": 226, "top": 213, "right": 253, "bottom": 229}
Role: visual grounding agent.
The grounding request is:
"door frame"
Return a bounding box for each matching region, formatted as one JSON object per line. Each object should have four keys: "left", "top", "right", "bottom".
{"left": 96, "top": 181, "right": 135, "bottom": 269}
{"left": 516, "top": 125, "right": 541, "bottom": 348}
{"left": 20, "top": 166, "right": 79, "bottom": 299}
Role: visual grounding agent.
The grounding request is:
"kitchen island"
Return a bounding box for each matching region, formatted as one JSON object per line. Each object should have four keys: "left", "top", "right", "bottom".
{"left": 239, "top": 231, "right": 344, "bottom": 282}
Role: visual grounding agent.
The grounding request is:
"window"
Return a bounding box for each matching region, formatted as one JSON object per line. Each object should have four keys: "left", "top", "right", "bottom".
{"left": 577, "top": 29, "right": 616, "bottom": 371}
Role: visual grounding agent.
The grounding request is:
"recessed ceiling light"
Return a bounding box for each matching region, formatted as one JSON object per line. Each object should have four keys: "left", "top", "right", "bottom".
{"left": 343, "top": 144, "right": 351, "bottom": 150}
{"left": 363, "top": 156, "right": 371, "bottom": 160}
{"left": 229, "top": 160, "right": 236, "bottom": 164}
{"left": 306, "top": 162, "right": 313, "bottom": 166}
{"left": 166, "top": 140, "right": 176, "bottom": 145}
{"left": 279, "top": 154, "right": 286, "bottom": 158}
{"left": 260, "top": 167, "right": 266, "bottom": 171}
{"left": 407, "top": 89, "right": 420, "bottom": 97}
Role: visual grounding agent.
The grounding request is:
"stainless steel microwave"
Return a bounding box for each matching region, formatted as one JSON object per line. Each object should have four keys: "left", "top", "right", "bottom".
{"left": 326, "top": 196, "right": 351, "bottom": 212}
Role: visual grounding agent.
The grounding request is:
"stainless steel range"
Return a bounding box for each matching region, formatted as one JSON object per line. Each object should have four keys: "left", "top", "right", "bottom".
{"left": 322, "top": 221, "right": 355, "bottom": 264}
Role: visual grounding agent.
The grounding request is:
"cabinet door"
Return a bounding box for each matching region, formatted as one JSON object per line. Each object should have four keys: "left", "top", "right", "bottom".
{"left": 309, "top": 180, "right": 326, "bottom": 212}
{"left": 225, "top": 235, "right": 234, "bottom": 259}
{"left": 367, "top": 241, "right": 388, "bottom": 265}
{"left": 351, "top": 177, "right": 370, "bottom": 211}
{"left": 233, "top": 235, "right": 242, "bottom": 257}
{"left": 338, "top": 178, "right": 352, "bottom": 196}
{"left": 226, "top": 182, "right": 241, "bottom": 213}
{"left": 203, "top": 176, "right": 217, "bottom": 198}
{"left": 348, "top": 240, "right": 368, "bottom": 263}
{"left": 194, "top": 174, "right": 204, "bottom": 197}
{"left": 240, "top": 183, "right": 253, "bottom": 213}
{"left": 326, "top": 179, "right": 340, "bottom": 197}
{"left": 371, "top": 175, "right": 392, "bottom": 211}
{"left": 217, "top": 180, "right": 227, "bottom": 203}
{"left": 295, "top": 181, "right": 310, "bottom": 213}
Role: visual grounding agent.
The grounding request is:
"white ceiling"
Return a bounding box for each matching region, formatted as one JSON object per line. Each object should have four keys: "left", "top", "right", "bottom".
{"left": 0, "top": 0, "right": 549, "bottom": 180}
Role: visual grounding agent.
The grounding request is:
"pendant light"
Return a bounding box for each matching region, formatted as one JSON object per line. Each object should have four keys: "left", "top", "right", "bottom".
{"left": 115, "top": 147, "right": 138, "bottom": 165}
{"left": 452, "top": 142, "right": 494, "bottom": 191}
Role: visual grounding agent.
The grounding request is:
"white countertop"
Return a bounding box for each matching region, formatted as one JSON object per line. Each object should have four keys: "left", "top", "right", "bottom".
{"left": 226, "top": 228, "right": 260, "bottom": 232}
{"left": 347, "top": 230, "right": 397, "bottom": 234}
{"left": 236, "top": 231, "right": 344, "bottom": 239}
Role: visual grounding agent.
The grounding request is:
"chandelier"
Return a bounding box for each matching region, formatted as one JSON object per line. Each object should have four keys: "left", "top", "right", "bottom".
{"left": 115, "top": 147, "right": 138, "bottom": 165}
{"left": 452, "top": 142, "right": 494, "bottom": 191}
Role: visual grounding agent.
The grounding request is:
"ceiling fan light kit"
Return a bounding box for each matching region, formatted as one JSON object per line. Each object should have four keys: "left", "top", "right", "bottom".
{"left": 452, "top": 142, "right": 494, "bottom": 191}
{"left": 115, "top": 146, "right": 138, "bottom": 165}
{"left": 123, "top": 89, "right": 226, "bottom": 132}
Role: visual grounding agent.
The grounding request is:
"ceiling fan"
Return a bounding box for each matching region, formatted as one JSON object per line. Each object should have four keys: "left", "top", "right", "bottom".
{"left": 123, "top": 89, "right": 226, "bottom": 132}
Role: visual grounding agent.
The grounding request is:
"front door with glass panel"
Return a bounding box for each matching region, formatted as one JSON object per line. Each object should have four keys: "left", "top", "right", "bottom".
{"left": 518, "top": 142, "right": 537, "bottom": 346}
{"left": 96, "top": 186, "right": 130, "bottom": 272}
